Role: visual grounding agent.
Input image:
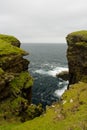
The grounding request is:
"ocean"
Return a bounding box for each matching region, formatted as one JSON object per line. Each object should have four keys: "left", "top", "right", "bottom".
{"left": 21, "top": 43, "right": 68, "bottom": 107}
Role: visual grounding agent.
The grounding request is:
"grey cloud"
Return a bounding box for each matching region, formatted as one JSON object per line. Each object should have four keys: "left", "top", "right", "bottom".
{"left": 0, "top": 0, "right": 87, "bottom": 43}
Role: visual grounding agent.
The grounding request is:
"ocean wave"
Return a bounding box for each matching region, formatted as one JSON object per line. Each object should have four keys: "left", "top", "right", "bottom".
{"left": 35, "top": 67, "right": 68, "bottom": 77}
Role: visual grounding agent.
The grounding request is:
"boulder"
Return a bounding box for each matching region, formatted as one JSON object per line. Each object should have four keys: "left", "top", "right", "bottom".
{"left": 56, "top": 71, "right": 69, "bottom": 81}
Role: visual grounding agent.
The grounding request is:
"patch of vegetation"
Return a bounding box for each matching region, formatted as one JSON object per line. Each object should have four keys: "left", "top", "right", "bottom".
{"left": 66, "top": 30, "right": 87, "bottom": 45}
{"left": 10, "top": 72, "right": 33, "bottom": 97}
{"left": 69, "top": 30, "right": 87, "bottom": 39}
{"left": 0, "top": 39, "right": 27, "bottom": 56}
{"left": 76, "top": 42, "right": 87, "bottom": 47}
{"left": 0, "top": 34, "right": 20, "bottom": 47}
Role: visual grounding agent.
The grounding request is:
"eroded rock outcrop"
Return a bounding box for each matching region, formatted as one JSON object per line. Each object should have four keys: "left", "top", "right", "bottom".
{"left": 0, "top": 34, "right": 43, "bottom": 122}
{"left": 56, "top": 71, "right": 69, "bottom": 81}
{"left": 66, "top": 30, "right": 87, "bottom": 85}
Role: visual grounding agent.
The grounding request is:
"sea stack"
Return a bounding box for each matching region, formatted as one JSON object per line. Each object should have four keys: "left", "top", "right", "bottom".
{"left": 66, "top": 30, "right": 87, "bottom": 85}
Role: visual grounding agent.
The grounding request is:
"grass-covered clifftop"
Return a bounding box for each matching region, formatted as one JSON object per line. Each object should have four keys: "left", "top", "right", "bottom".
{"left": 0, "top": 39, "right": 27, "bottom": 56}
{"left": 66, "top": 30, "right": 87, "bottom": 85}
{"left": 66, "top": 30, "right": 87, "bottom": 45}
{"left": 0, "top": 34, "right": 20, "bottom": 47}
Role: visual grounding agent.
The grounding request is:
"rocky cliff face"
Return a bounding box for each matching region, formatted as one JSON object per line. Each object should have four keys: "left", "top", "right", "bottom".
{"left": 0, "top": 34, "right": 42, "bottom": 122}
{"left": 66, "top": 31, "right": 87, "bottom": 85}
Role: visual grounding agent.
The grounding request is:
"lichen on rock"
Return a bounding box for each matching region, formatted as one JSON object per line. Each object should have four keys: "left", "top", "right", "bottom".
{"left": 66, "top": 30, "right": 87, "bottom": 85}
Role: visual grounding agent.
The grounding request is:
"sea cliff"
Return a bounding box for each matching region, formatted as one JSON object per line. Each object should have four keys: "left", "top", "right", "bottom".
{"left": 66, "top": 31, "right": 87, "bottom": 85}
{"left": 0, "top": 34, "right": 43, "bottom": 122}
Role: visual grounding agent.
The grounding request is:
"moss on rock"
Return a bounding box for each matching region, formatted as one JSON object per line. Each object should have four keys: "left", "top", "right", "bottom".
{"left": 66, "top": 30, "right": 87, "bottom": 85}
{"left": 0, "top": 39, "right": 27, "bottom": 56}
{"left": 0, "top": 34, "right": 35, "bottom": 122}
{"left": 66, "top": 30, "right": 87, "bottom": 45}
{"left": 10, "top": 72, "right": 33, "bottom": 102}
{"left": 0, "top": 34, "right": 21, "bottom": 47}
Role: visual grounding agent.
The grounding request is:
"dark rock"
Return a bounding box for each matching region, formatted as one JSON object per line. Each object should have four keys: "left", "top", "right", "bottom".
{"left": 56, "top": 71, "right": 69, "bottom": 81}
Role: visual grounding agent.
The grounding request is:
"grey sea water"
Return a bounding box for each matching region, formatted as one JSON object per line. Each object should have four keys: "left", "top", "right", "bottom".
{"left": 21, "top": 43, "right": 68, "bottom": 106}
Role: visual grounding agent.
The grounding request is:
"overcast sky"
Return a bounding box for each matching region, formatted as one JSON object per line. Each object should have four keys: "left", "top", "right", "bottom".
{"left": 0, "top": 0, "right": 87, "bottom": 43}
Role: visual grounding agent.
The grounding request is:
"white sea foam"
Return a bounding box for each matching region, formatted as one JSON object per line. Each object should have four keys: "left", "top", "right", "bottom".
{"left": 54, "top": 85, "right": 67, "bottom": 97}
{"left": 54, "top": 80, "right": 69, "bottom": 97}
{"left": 35, "top": 67, "right": 68, "bottom": 77}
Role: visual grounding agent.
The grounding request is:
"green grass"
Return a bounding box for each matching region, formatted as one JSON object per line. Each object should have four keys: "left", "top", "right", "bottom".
{"left": 0, "top": 82, "right": 87, "bottom": 130}
{"left": 66, "top": 30, "right": 87, "bottom": 46}
{"left": 0, "top": 34, "right": 20, "bottom": 46}
{"left": 0, "top": 39, "right": 27, "bottom": 56}
{"left": 68, "top": 30, "right": 87, "bottom": 41}
{"left": 69, "top": 30, "right": 87, "bottom": 39}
